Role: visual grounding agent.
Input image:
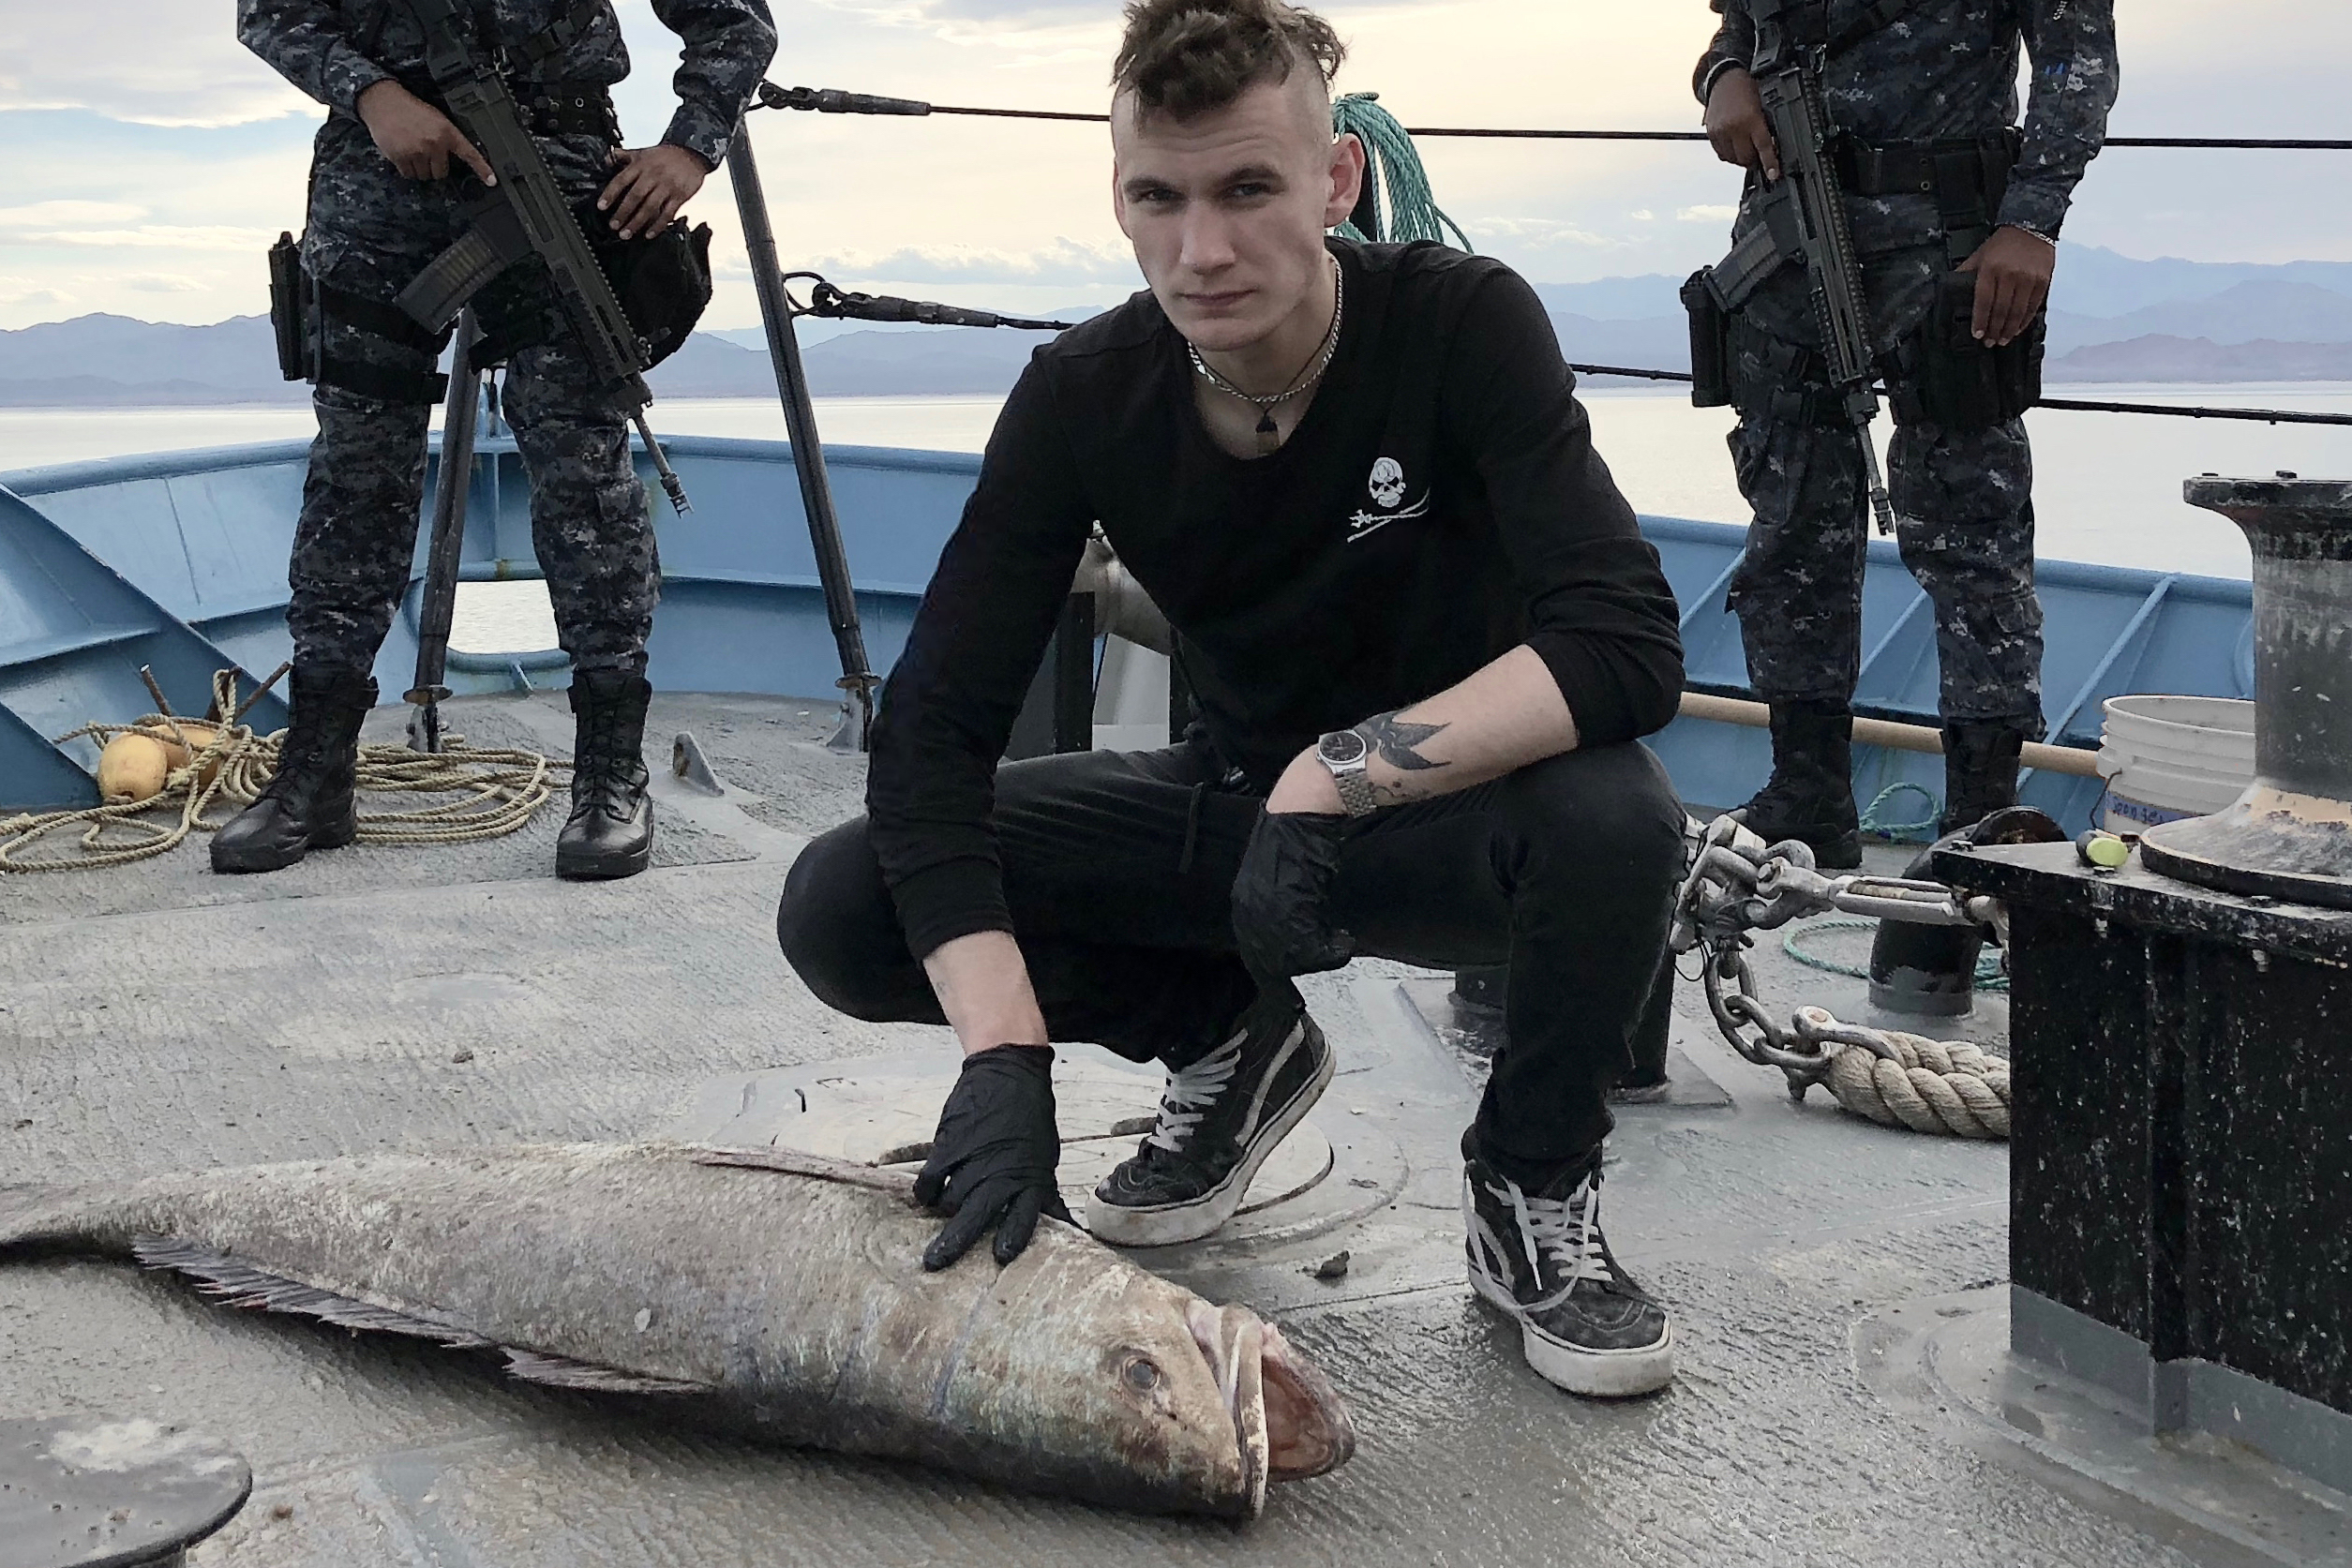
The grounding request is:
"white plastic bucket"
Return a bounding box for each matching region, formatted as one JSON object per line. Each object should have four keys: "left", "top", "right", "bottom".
{"left": 2098, "top": 694, "right": 2257, "bottom": 833}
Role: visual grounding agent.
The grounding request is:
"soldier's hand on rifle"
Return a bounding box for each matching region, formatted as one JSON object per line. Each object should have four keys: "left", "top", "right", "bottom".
{"left": 1703, "top": 67, "right": 1781, "bottom": 183}
{"left": 598, "top": 145, "right": 710, "bottom": 241}
{"left": 356, "top": 81, "right": 497, "bottom": 186}
{"left": 1958, "top": 226, "right": 2058, "bottom": 349}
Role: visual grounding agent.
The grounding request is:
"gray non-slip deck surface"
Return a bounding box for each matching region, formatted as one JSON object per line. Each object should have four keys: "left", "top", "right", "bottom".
{"left": 0, "top": 695, "right": 2269, "bottom": 1566}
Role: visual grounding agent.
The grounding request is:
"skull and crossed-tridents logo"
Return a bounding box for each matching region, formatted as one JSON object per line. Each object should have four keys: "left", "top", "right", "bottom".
{"left": 1346, "top": 455, "right": 1431, "bottom": 541}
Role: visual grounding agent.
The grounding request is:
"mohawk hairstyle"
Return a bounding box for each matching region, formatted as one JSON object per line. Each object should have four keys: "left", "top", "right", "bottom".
{"left": 1112, "top": 0, "right": 1347, "bottom": 123}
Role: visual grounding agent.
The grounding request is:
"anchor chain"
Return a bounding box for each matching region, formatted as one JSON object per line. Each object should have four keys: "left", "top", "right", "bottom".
{"left": 1671, "top": 814, "right": 2012, "bottom": 1138}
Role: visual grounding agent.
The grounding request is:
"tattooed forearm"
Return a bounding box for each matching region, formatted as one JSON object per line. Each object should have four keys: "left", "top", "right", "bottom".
{"left": 1359, "top": 712, "right": 1452, "bottom": 773}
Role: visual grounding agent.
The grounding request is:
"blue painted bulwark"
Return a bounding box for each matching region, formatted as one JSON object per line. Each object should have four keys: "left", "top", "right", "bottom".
{"left": 3, "top": 439, "right": 2255, "bottom": 829}
{"left": 0, "top": 484, "right": 291, "bottom": 809}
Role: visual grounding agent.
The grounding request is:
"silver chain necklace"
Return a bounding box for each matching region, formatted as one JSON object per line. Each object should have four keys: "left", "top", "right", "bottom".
{"left": 1188, "top": 255, "right": 1344, "bottom": 442}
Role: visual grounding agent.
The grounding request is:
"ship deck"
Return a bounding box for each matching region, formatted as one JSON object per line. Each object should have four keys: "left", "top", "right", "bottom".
{"left": 0, "top": 691, "right": 2326, "bottom": 1567}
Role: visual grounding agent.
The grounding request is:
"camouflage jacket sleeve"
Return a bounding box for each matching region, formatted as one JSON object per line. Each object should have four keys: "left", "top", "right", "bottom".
{"left": 2000, "top": 0, "right": 2119, "bottom": 239}
{"left": 235, "top": 0, "right": 391, "bottom": 118}
{"left": 1692, "top": 0, "right": 1756, "bottom": 106}
{"left": 648, "top": 0, "right": 777, "bottom": 168}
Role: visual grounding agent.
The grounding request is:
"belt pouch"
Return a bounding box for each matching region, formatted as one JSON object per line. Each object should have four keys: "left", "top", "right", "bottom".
{"left": 572, "top": 199, "right": 713, "bottom": 369}
{"left": 1681, "top": 269, "right": 1735, "bottom": 409}
{"left": 268, "top": 231, "right": 307, "bottom": 381}
{"left": 1912, "top": 270, "right": 2044, "bottom": 428}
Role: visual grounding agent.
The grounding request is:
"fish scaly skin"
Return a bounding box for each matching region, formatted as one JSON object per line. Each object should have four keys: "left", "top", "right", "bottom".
{"left": 0, "top": 1142, "right": 1355, "bottom": 1517}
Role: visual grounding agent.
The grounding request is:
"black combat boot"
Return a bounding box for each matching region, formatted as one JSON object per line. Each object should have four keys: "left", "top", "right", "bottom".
{"left": 210, "top": 665, "right": 375, "bottom": 874}
{"left": 556, "top": 668, "right": 654, "bottom": 880}
{"left": 1730, "top": 697, "right": 1862, "bottom": 869}
{"left": 1462, "top": 1131, "right": 1674, "bottom": 1397}
{"left": 1939, "top": 720, "right": 2030, "bottom": 835}
{"left": 1086, "top": 986, "right": 1335, "bottom": 1247}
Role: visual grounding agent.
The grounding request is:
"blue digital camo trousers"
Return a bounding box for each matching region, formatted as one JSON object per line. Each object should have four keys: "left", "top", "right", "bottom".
{"left": 1725, "top": 243, "right": 2044, "bottom": 728}
{"left": 289, "top": 113, "right": 658, "bottom": 675}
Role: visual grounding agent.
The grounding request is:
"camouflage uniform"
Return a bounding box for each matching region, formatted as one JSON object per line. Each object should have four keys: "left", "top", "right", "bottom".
{"left": 1695, "top": 0, "right": 2117, "bottom": 724}
{"left": 239, "top": 0, "right": 776, "bottom": 675}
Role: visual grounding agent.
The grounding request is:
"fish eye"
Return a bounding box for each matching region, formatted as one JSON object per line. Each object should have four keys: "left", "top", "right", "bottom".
{"left": 1122, "top": 1356, "right": 1161, "bottom": 1395}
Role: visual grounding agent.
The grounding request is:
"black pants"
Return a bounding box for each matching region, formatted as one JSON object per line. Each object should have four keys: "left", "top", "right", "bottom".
{"left": 777, "top": 739, "right": 1686, "bottom": 1179}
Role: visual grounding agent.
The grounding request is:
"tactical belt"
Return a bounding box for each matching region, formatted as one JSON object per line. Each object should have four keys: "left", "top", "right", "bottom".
{"left": 1835, "top": 129, "right": 2021, "bottom": 263}
{"left": 1834, "top": 131, "right": 2020, "bottom": 201}
{"left": 392, "top": 74, "right": 621, "bottom": 140}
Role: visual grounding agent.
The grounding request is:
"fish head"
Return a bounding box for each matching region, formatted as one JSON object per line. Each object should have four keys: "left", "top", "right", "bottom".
{"left": 1184, "top": 1300, "right": 1355, "bottom": 1497}
{"left": 1061, "top": 1282, "right": 1356, "bottom": 1519}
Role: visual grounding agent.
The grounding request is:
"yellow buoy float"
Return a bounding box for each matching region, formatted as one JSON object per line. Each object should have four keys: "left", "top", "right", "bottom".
{"left": 96, "top": 732, "right": 172, "bottom": 802}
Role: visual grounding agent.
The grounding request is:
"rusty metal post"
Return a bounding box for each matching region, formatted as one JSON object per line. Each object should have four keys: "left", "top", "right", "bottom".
{"left": 2139, "top": 476, "right": 2352, "bottom": 907}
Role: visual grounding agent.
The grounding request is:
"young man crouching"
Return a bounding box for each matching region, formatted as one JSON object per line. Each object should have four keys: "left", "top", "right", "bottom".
{"left": 779, "top": 0, "right": 1686, "bottom": 1399}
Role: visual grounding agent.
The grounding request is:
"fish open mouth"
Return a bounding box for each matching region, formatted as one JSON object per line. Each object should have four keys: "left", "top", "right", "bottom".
{"left": 1187, "top": 1300, "right": 1356, "bottom": 1515}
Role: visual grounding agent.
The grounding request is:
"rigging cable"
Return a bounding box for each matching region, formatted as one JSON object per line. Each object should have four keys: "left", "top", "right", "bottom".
{"left": 753, "top": 87, "right": 2352, "bottom": 150}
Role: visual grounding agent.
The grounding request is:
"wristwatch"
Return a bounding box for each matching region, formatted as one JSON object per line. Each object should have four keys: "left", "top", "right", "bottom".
{"left": 1316, "top": 728, "right": 1380, "bottom": 817}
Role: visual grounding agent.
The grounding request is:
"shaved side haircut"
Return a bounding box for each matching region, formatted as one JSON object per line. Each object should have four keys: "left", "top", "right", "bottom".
{"left": 1112, "top": 0, "right": 1347, "bottom": 123}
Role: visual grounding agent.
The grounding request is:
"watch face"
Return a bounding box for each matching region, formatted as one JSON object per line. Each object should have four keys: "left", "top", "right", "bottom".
{"left": 1318, "top": 729, "right": 1369, "bottom": 768}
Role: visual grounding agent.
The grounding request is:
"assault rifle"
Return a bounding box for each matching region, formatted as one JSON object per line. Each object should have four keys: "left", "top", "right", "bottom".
{"left": 407, "top": 311, "right": 486, "bottom": 754}
{"left": 1696, "top": 31, "right": 1896, "bottom": 536}
{"left": 394, "top": 0, "right": 690, "bottom": 515}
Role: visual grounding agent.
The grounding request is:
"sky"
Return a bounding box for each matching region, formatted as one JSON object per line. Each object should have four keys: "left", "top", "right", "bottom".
{"left": 3, "top": 0, "right": 2350, "bottom": 332}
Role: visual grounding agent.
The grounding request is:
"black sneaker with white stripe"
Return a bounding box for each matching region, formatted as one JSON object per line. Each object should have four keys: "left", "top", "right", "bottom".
{"left": 1086, "top": 993, "right": 1334, "bottom": 1247}
{"left": 1462, "top": 1134, "right": 1674, "bottom": 1397}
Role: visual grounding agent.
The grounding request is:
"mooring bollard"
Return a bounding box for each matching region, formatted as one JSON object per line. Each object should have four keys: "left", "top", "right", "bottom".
{"left": 0, "top": 1415, "right": 250, "bottom": 1568}
{"left": 2138, "top": 475, "right": 2352, "bottom": 907}
{"left": 1927, "top": 473, "right": 2352, "bottom": 1497}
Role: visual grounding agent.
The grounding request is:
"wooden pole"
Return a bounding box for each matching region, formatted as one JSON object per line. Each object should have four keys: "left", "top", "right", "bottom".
{"left": 1676, "top": 691, "right": 2104, "bottom": 780}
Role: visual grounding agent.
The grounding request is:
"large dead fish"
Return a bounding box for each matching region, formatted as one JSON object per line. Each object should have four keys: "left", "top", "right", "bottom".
{"left": 0, "top": 1142, "right": 1353, "bottom": 1518}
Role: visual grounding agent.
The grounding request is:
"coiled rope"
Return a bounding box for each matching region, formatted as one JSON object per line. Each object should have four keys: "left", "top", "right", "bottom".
{"left": 0, "top": 671, "right": 565, "bottom": 874}
{"left": 1332, "top": 94, "right": 1473, "bottom": 250}
{"left": 1793, "top": 1007, "right": 2011, "bottom": 1139}
{"left": 1783, "top": 916, "right": 2009, "bottom": 993}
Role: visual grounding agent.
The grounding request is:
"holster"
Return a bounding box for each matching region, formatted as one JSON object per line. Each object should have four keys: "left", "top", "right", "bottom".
{"left": 1894, "top": 269, "right": 2043, "bottom": 430}
{"left": 1682, "top": 269, "right": 1735, "bottom": 409}
{"left": 262, "top": 231, "right": 455, "bottom": 405}
{"left": 268, "top": 231, "right": 307, "bottom": 381}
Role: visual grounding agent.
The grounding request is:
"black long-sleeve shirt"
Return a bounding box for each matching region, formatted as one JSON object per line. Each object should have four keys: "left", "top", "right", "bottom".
{"left": 868, "top": 239, "right": 1684, "bottom": 958}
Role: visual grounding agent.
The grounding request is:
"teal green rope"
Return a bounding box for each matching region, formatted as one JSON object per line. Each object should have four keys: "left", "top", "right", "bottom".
{"left": 1783, "top": 917, "right": 2009, "bottom": 992}
{"left": 1332, "top": 93, "right": 1473, "bottom": 250}
{"left": 1859, "top": 781, "right": 1942, "bottom": 843}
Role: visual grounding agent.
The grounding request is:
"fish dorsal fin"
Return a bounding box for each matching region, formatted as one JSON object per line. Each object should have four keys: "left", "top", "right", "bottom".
{"left": 686, "top": 1143, "right": 919, "bottom": 1197}
{"left": 501, "top": 1349, "right": 710, "bottom": 1396}
{"left": 133, "top": 1235, "right": 496, "bottom": 1349}
{"left": 135, "top": 1236, "right": 717, "bottom": 1397}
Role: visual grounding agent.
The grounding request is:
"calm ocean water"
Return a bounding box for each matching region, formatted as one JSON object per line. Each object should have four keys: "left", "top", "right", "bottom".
{"left": 7, "top": 386, "right": 2347, "bottom": 650}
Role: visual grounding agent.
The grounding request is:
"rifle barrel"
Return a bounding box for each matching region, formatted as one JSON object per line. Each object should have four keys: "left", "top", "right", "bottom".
{"left": 407, "top": 313, "right": 483, "bottom": 754}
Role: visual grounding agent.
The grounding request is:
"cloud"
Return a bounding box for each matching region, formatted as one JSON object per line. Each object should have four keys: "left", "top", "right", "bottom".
{"left": 0, "top": 6, "right": 319, "bottom": 127}
{"left": 7, "top": 226, "right": 277, "bottom": 252}
{"left": 1464, "top": 217, "right": 1621, "bottom": 251}
{"left": 1677, "top": 204, "right": 1738, "bottom": 223}
{"left": 0, "top": 202, "right": 148, "bottom": 228}
{"left": 122, "top": 275, "right": 207, "bottom": 293}
{"left": 0, "top": 277, "right": 75, "bottom": 308}
{"left": 805, "top": 237, "right": 1140, "bottom": 287}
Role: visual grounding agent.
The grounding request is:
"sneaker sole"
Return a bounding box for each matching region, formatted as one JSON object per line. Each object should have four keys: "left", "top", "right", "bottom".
{"left": 1085, "top": 1030, "right": 1336, "bottom": 1247}
{"left": 1467, "top": 1269, "right": 1676, "bottom": 1398}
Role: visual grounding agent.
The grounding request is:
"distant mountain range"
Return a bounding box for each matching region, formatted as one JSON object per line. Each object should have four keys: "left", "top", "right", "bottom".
{"left": 7, "top": 247, "right": 2350, "bottom": 407}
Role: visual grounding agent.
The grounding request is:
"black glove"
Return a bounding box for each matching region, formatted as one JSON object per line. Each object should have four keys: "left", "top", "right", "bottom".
{"left": 913, "top": 1044, "right": 1072, "bottom": 1271}
{"left": 1231, "top": 808, "right": 1355, "bottom": 980}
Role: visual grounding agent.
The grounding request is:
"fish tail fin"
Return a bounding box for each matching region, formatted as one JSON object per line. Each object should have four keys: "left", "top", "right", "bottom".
{"left": 0, "top": 1179, "right": 101, "bottom": 1252}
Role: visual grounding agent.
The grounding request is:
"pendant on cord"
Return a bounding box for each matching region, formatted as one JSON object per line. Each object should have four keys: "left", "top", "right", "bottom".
{"left": 1255, "top": 410, "right": 1279, "bottom": 437}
